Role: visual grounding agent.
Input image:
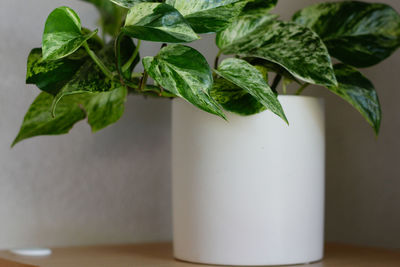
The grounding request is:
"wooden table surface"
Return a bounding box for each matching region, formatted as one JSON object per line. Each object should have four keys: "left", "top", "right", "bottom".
{"left": 0, "top": 243, "right": 399, "bottom": 267}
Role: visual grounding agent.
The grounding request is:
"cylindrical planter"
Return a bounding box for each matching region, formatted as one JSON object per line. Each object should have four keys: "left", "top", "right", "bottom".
{"left": 172, "top": 96, "right": 325, "bottom": 266}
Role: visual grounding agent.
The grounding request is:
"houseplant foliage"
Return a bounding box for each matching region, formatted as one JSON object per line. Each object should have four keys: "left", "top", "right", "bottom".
{"left": 13, "top": 0, "right": 400, "bottom": 146}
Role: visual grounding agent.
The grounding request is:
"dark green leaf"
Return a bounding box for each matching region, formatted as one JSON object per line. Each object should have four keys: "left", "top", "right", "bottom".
{"left": 42, "top": 6, "right": 98, "bottom": 60}
{"left": 143, "top": 44, "right": 225, "bottom": 118}
{"left": 26, "top": 48, "right": 85, "bottom": 95}
{"left": 52, "top": 42, "right": 123, "bottom": 115}
{"left": 118, "top": 35, "right": 141, "bottom": 79}
{"left": 84, "top": 86, "right": 128, "bottom": 132}
{"left": 210, "top": 77, "right": 266, "bottom": 115}
{"left": 215, "top": 58, "right": 286, "bottom": 122}
{"left": 217, "top": 15, "right": 337, "bottom": 87}
{"left": 123, "top": 3, "right": 199, "bottom": 43}
{"left": 329, "top": 64, "right": 381, "bottom": 135}
{"left": 242, "top": 0, "right": 277, "bottom": 13}
{"left": 245, "top": 57, "right": 299, "bottom": 83}
{"left": 166, "top": 0, "right": 247, "bottom": 33}
{"left": 12, "top": 92, "right": 86, "bottom": 147}
{"left": 293, "top": 1, "right": 400, "bottom": 68}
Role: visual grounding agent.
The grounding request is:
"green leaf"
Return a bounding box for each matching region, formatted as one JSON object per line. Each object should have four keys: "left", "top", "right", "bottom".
{"left": 242, "top": 0, "right": 277, "bottom": 13}
{"left": 293, "top": 1, "right": 400, "bottom": 68}
{"left": 217, "top": 15, "right": 337, "bottom": 87}
{"left": 143, "top": 44, "right": 225, "bottom": 118}
{"left": 166, "top": 0, "right": 247, "bottom": 33}
{"left": 117, "top": 35, "right": 141, "bottom": 79}
{"left": 13, "top": 87, "right": 129, "bottom": 145}
{"left": 215, "top": 58, "right": 287, "bottom": 122}
{"left": 329, "top": 64, "right": 381, "bottom": 135}
{"left": 123, "top": 3, "right": 199, "bottom": 43}
{"left": 84, "top": 86, "right": 128, "bottom": 132}
{"left": 12, "top": 92, "right": 86, "bottom": 147}
{"left": 52, "top": 41, "right": 125, "bottom": 115}
{"left": 210, "top": 77, "right": 266, "bottom": 115}
{"left": 108, "top": 0, "right": 152, "bottom": 8}
{"left": 244, "top": 57, "right": 300, "bottom": 84}
{"left": 26, "top": 48, "right": 85, "bottom": 95}
{"left": 42, "top": 6, "right": 98, "bottom": 60}
{"left": 16, "top": 40, "right": 136, "bottom": 145}
{"left": 216, "top": 11, "right": 277, "bottom": 50}
{"left": 81, "top": 0, "right": 127, "bottom": 37}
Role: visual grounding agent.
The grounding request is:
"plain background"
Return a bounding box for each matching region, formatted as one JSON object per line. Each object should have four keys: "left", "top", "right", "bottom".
{"left": 0, "top": 0, "right": 399, "bottom": 249}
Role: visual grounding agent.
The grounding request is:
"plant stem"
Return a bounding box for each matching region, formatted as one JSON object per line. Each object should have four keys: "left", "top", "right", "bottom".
{"left": 122, "top": 39, "right": 142, "bottom": 73}
{"left": 139, "top": 71, "right": 149, "bottom": 91}
{"left": 83, "top": 42, "right": 114, "bottom": 79}
{"left": 114, "top": 33, "right": 126, "bottom": 86}
{"left": 296, "top": 83, "right": 310, "bottom": 95}
{"left": 131, "top": 72, "right": 143, "bottom": 79}
{"left": 271, "top": 74, "right": 282, "bottom": 93}
{"left": 214, "top": 50, "right": 222, "bottom": 69}
{"left": 282, "top": 81, "right": 287, "bottom": 95}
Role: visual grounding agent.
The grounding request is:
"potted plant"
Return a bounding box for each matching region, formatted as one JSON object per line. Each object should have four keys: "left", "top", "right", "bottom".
{"left": 12, "top": 0, "right": 400, "bottom": 265}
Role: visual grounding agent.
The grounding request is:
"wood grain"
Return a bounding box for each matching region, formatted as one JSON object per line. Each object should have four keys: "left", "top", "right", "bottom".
{"left": 0, "top": 257, "right": 37, "bottom": 267}
{"left": 0, "top": 243, "right": 398, "bottom": 267}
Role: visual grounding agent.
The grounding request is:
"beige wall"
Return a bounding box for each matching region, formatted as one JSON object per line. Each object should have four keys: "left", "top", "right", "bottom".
{"left": 0, "top": 0, "right": 399, "bottom": 250}
{"left": 0, "top": 0, "right": 172, "bottom": 249}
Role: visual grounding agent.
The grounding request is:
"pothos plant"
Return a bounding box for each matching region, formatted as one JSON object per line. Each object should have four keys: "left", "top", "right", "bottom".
{"left": 12, "top": 0, "right": 400, "bottom": 146}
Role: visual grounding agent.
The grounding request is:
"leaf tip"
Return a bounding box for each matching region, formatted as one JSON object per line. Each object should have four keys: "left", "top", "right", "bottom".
{"left": 282, "top": 114, "right": 289, "bottom": 125}
{"left": 10, "top": 140, "right": 18, "bottom": 148}
{"left": 373, "top": 124, "right": 380, "bottom": 138}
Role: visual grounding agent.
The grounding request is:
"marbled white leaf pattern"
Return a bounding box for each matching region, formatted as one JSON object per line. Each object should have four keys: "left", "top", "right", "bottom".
{"left": 108, "top": 0, "right": 152, "bottom": 8}
{"left": 42, "top": 7, "right": 97, "bottom": 61}
{"left": 123, "top": 3, "right": 199, "bottom": 43}
{"left": 329, "top": 64, "right": 381, "bottom": 134}
{"left": 143, "top": 45, "right": 225, "bottom": 119}
{"left": 218, "top": 15, "right": 337, "bottom": 87}
{"left": 166, "top": 0, "right": 247, "bottom": 33}
{"left": 293, "top": 1, "right": 400, "bottom": 67}
{"left": 215, "top": 58, "right": 287, "bottom": 122}
{"left": 210, "top": 77, "right": 266, "bottom": 115}
{"left": 26, "top": 48, "right": 85, "bottom": 95}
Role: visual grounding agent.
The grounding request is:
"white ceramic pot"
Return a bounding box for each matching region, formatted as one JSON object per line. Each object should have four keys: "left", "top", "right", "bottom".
{"left": 172, "top": 96, "right": 325, "bottom": 266}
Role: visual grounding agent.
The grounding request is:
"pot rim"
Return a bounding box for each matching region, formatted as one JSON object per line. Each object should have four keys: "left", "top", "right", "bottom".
{"left": 277, "top": 94, "right": 323, "bottom": 100}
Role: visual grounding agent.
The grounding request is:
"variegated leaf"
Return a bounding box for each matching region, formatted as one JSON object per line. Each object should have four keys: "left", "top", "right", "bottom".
{"left": 52, "top": 39, "right": 136, "bottom": 115}
{"left": 210, "top": 77, "right": 266, "bottom": 115}
{"left": 42, "top": 7, "right": 98, "bottom": 61}
{"left": 245, "top": 57, "right": 299, "bottom": 84}
{"left": 108, "top": 0, "right": 152, "bottom": 8}
{"left": 12, "top": 92, "right": 87, "bottom": 147}
{"left": 242, "top": 0, "right": 277, "bottom": 13}
{"left": 143, "top": 45, "right": 225, "bottom": 119}
{"left": 293, "top": 1, "right": 400, "bottom": 68}
{"left": 123, "top": 3, "right": 199, "bottom": 43}
{"left": 215, "top": 58, "right": 287, "bottom": 122}
{"left": 84, "top": 86, "right": 128, "bottom": 132}
{"left": 329, "top": 64, "right": 381, "bottom": 135}
{"left": 217, "top": 15, "right": 337, "bottom": 87}
{"left": 166, "top": 0, "right": 247, "bottom": 33}
{"left": 216, "top": 11, "right": 277, "bottom": 52}
{"left": 26, "top": 48, "right": 85, "bottom": 95}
